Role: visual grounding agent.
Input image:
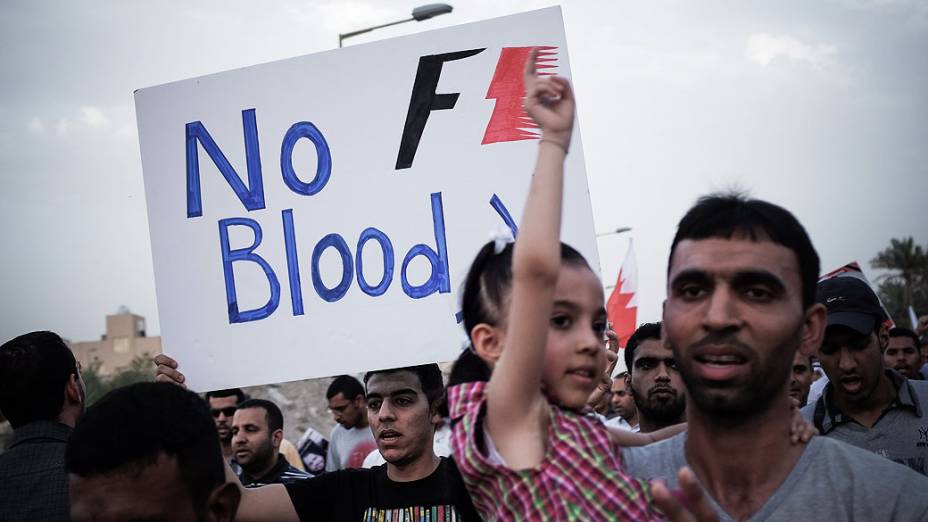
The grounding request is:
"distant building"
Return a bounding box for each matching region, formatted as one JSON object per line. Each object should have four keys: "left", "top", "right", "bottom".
{"left": 70, "top": 308, "right": 160, "bottom": 376}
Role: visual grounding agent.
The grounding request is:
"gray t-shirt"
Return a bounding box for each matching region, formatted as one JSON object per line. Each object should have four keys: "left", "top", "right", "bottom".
{"left": 623, "top": 433, "right": 928, "bottom": 521}
{"left": 325, "top": 423, "right": 377, "bottom": 471}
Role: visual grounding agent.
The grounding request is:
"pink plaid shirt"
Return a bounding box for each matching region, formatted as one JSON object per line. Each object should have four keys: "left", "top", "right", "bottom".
{"left": 449, "top": 381, "right": 658, "bottom": 521}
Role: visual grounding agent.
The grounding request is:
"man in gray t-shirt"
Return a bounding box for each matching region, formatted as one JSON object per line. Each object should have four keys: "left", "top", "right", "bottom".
{"left": 624, "top": 433, "right": 928, "bottom": 521}
{"left": 646, "top": 195, "right": 928, "bottom": 520}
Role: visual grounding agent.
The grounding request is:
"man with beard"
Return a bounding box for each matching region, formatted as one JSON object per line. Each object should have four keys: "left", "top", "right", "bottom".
{"left": 0, "top": 331, "right": 86, "bottom": 521}
{"left": 885, "top": 327, "right": 923, "bottom": 380}
{"left": 231, "top": 399, "right": 310, "bottom": 487}
{"left": 623, "top": 322, "right": 686, "bottom": 432}
{"left": 789, "top": 351, "right": 813, "bottom": 407}
{"left": 623, "top": 194, "right": 928, "bottom": 520}
{"left": 802, "top": 277, "right": 928, "bottom": 475}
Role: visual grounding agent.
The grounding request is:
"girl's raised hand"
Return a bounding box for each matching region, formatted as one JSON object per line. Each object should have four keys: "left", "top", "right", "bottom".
{"left": 523, "top": 47, "right": 575, "bottom": 145}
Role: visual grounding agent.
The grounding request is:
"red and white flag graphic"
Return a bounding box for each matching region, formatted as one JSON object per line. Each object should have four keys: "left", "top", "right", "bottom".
{"left": 607, "top": 240, "right": 638, "bottom": 348}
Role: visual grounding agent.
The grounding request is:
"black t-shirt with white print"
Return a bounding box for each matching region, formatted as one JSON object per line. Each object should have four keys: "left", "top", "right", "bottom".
{"left": 285, "top": 456, "right": 481, "bottom": 521}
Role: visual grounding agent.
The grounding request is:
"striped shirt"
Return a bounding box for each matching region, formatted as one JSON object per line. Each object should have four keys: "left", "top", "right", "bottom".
{"left": 448, "top": 381, "right": 657, "bottom": 521}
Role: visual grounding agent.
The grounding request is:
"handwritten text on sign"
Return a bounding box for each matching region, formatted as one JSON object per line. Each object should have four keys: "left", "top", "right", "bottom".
{"left": 135, "top": 8, "right": 598, "bottom": 389}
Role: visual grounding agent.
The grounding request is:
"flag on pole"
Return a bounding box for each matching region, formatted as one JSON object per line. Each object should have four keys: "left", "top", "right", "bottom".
{"left": 607, "top": 239, "right": 638, "bottom": 349}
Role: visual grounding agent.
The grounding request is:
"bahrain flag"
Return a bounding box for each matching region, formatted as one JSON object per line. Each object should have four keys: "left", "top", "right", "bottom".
{"left": 606, "top": 240, "right": 638, "bottom": 348}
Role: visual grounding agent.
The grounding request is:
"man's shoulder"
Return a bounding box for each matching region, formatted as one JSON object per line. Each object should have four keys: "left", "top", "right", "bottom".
{"left": 621, "top": 431, "right": 686, "bottom": 482}
{"left": 806, "top": 436, "right": 928, "bottom": 486}
{"left": 798, "top": 437, "right": 928, "bottom": 516}
{"left": 329, "top": 423, "right": 346, "bottom": 438}
{"left": 907, "top": 377, "right": 928, "bottom": 394}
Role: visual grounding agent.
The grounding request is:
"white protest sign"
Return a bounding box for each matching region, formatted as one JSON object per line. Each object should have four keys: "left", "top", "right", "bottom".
{"left": 135, "top": 7, "right": 599, "bottom": 390}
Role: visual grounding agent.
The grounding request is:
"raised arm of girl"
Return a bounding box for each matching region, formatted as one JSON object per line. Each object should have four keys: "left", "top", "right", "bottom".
{"left": 484, "top": 48, "right": 576, "bottom": 470}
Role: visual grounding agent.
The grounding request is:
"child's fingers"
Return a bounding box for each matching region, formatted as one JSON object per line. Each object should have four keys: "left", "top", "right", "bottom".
{"left": 650, "top": 480, "right": 694, "bottom": 522}
{"left": 550, "top": 75, "right": 573, "bottom": 99}
{"left": 523, "top": 47, "right": 539, "bottom": 86}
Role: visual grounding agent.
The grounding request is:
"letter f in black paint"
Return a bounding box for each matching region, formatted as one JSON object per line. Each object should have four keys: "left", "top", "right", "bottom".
{"left": 395, "top": 48, "right": 485, "bottom": 170}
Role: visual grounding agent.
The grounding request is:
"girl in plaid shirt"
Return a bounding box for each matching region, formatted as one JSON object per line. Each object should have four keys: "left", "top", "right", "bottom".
{"left": 446, "top": 49, "right": 670, "bottom": 521}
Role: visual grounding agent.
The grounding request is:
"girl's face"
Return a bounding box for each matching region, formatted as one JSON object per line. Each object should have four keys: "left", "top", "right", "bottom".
{"left": 540, "top": 264, "right": 608, "bottom": 409}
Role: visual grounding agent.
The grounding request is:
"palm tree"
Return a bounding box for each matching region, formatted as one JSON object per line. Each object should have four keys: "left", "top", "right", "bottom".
{"left": 871, "top": 237, "right": 928, "bottom": 320}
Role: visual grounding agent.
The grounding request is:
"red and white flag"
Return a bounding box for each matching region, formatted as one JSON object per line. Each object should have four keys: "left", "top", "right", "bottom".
{"left": 607, "top": 239, "right": 638, "bottom": 349}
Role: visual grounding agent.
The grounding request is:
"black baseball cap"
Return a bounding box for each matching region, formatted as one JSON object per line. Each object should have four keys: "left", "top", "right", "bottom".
{"left": 816, "top": 276, "right": 887, "bottom": 335}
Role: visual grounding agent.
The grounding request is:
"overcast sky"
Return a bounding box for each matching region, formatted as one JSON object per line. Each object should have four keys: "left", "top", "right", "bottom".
{"left": 1, "top": 0, "right": 926, "bottom": 345}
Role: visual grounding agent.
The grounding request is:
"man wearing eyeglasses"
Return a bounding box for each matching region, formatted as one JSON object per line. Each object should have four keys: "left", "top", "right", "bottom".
{"left": 324, "top": 375, "right": 377, "bottom": 471}
{"left": 206, "top": 388, "right": 247, "bottom": 460}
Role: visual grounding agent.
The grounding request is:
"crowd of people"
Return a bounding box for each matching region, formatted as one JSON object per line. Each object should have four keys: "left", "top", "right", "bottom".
{"left": 2, "top": 49, "right": 928, "bottom": 521}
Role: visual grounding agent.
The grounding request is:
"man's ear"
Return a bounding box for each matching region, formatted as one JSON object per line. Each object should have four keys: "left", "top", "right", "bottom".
{"left": 207, "top": 481, "right": 241, "bottom": 522}
{"left": 877, "top": 322, "right": 890, "bottom": 351}
{"left": 470, "top": 323, "right": 502, "bottom": 365}
{"left": 65, "top": 373, "right": 82, "bottom": 406}
{"left": 799, "top": 303, "right": 827, "bottom": 358}
{"left": 271, "top": 428, "right": 284, "bottom": 448}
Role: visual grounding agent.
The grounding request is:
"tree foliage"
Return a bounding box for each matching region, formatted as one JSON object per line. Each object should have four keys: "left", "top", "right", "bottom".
{"left": 81, "top": 355, "right": 153, "bottom": 406}
{"left": 871, "top": 236, "right": 928, "bottom": 325}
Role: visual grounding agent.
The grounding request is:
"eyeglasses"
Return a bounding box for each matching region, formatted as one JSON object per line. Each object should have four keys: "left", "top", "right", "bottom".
{"left": 211, "top": 407, "right": 237, "bottom": 418}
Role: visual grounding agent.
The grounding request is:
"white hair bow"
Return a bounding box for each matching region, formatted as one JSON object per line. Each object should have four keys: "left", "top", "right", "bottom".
{"left": 488, "top": 223, "right": 515, "bottom": 254}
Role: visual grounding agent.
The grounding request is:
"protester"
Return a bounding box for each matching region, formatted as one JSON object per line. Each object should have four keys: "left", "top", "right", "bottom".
{"left": 623, "top": 322, "right": 687, "bottom": 432}
{"left": 203, "top": 386, "right": 306, "bottom": 473}
{"left": 445, "top": 51, "right": 696, "bottom": 521}
{"left": 885, "top": 326, "right": 923, "bottom": 380}
{"left": 789, "top": 351, "right": 814, "bottom": 407}
{"left": 0, "top": 331, "right": 85, "bottom": 522}
{"left": 206, "top": 388, "right": 246, "bottom": 460}
{"left": 622, "top": 193, "right": 928, "bottom": 520}
{"left": 607, "top": 371, "right": 640, "bottom": 431}
{"left": 232, "top": 398, "right": 310, "bottom": 487}
{"left": 802, "top": 277, "right": 928, "bottom": 475}
{"left": 324, "top": 374, "right": 377, "bottom": 471}
{"left": 156, "top": 361, "right": 481, "bottom": 521}
{"left": 67, "top": 382, "right": 240, "bottom": 522}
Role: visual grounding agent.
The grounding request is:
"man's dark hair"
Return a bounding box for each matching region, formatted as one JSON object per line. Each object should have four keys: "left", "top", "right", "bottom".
{"left": 66, "top": 382, "right": 223, "bottom": 517}
{"left": 669, "top": 192, "right": 820, "bottom": 308}
{"left": 205, "top": 388, "right": 246, "bottom": 404}
{"left": 890, "top": 327, "right": 921, "bottom": 352}
{"left": 236, "top": 398, "right": 284, "bottom": 433}
{"left": 0, "top": 331, "right": 78, "bottom": 428}
{"left": 624, "top": 322, "right": 663, "bottom": 374}
{"left": 364, "top": 363, "right": 445, "bottom": 408}
{"left": 326, "top": 375, "right": 365, "bottom": 401}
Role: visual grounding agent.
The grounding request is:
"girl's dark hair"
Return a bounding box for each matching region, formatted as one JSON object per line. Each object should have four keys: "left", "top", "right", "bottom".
{"left": 450, "top": 240, "right": 590, "bottom": 385}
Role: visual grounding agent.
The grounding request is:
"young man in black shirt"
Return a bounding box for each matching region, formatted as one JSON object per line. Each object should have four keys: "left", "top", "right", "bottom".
{"left": 154, "top": 357, "right": 480, "bottom": 521}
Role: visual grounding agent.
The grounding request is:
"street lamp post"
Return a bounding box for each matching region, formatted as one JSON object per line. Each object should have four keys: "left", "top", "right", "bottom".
{"left": 339, "top": 3, "right": 453, "bottom": 48}
{"left": 596, "top": 226, "right": 632, "bottom": 238}
{"left": 598, "top": 227, "right": 632, "bottom": 292}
